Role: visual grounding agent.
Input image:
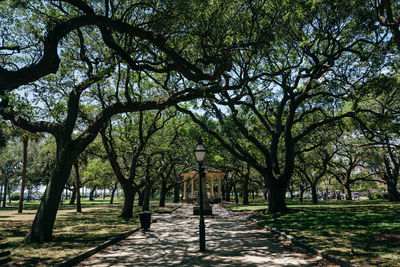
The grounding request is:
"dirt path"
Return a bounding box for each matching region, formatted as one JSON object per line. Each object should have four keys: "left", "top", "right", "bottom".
{"left": 78, "top": 204, "right": 333, "bottom": 266}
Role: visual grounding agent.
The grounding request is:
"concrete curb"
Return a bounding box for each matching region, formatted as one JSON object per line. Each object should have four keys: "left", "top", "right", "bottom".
{"left": 54, "top": 227, "right": 141, "bottom": 267}
{"left": 249, "top": 217, "right": 358, "bottom": 267}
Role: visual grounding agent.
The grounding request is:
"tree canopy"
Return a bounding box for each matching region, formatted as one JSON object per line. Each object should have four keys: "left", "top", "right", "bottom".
{"left": 1, "top": 0, "right": 400, "bottom": 243}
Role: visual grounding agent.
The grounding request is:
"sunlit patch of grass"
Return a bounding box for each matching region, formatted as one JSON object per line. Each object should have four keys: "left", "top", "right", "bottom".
{"left": 235, "top": 200, "right": 400, "bottom": 266}
{"left": 0, "top": 203, "right": 175, "bottom": 266}
{"left": 227, "top": 203, "right": 268, "bottom": 211}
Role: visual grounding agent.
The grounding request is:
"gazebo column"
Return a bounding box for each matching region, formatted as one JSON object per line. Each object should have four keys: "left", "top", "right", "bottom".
{"left": 210, "top": 177, "right": 214, "bottom": 198}
{"left": 183, "top": 177, "right": 187, "bottom": 202}
{"left": 217, "top": 176, "right": 222, "bottom": 198}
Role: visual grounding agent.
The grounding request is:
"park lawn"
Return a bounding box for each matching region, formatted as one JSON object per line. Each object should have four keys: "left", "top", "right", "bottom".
{"left": 228, "top": 199, "right": 400, "bottom": 266}
{"left": 0, "top": 203, "right": 175, "bottom": 266}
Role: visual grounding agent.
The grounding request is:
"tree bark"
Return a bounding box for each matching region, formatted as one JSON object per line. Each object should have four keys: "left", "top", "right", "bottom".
{"left": 120, "top": 184, "right": 135, "bottom": 218}
{"left": 225, "top": 187, "right": 231, "bottom": 202}
{"left": 138, "top": 189, "right": 144, "bottom": 206}
{"left": 159, "top": 180, "right": 167, "bottom": 207}
{"left": 142, "top": 183, "right": 152, "bottom": 212}
{"left": 387, "top": 181, "right": 400, "bottom": 201}
{"left": 18, "top": 136, "right": 28, "bottom": 213}
{"left": 173, "top": 183, "right": 180, "bottom": 203}
{"left": 69, "top": 189, "right": 76, "bottom": 205}
{"left": 73, "top": 162, "right": 82, "bottom": 212}
{"left": 0, "top": 183, "right": 3, "bottom": 207}
{"left": 267, "top": 180, "right": 288, "bottom": 213}
{"left": 110, "top": 181, "right": 118, "bottom": 204}
{"left": 2, "top": 175, "right": 8, "bottom": 207}
{"left": 24, "top": 152, "right": 74, "bottom": 242}
{"left": 243, "top": 164, "right": 249, "bottom": 205}
{"left": 311, "top": 183, "right": 318, "bottom": 204}
{"left": 344, "top": 184, "right": 352, "bottom": 200}
{"left": 89, "top": 186, "right": 96, "bottom": 201}
{"left": 233, "top": 182, "right": 239, "bottom": 204}
{"left": 159, "top": 191, "right": 166, "bottom": 207}
{"left": 8, "top": 187, "right": 11, "bottom": 203}
{"left": 299, "top": 186, "right": 305, "bottom": 203}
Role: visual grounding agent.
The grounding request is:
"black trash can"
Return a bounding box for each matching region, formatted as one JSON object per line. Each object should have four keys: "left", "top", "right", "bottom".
{"left": 139, "top": 211, "right": 152, "bottom": 229}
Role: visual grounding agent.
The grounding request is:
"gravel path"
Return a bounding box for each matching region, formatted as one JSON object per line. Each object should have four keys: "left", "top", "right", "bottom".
{"left": 78, "top": 204, "right": 333, "bottom": 266}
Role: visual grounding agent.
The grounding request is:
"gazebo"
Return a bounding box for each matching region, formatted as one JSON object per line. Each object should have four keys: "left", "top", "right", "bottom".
{"left": 181, "top": 167, "right": 226, "bottom": 203}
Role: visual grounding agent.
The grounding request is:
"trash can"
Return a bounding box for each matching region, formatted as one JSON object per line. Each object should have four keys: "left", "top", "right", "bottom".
{"left": 139, "top": 211, "right": 152, "bottom": 229}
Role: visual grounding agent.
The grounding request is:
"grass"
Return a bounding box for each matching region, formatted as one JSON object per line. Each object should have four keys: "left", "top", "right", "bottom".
{"left": 0, "top": 201, "right": 176, "bottom": 266}
{"left": 227, "top": 199, "right": 400, "bottom": 266}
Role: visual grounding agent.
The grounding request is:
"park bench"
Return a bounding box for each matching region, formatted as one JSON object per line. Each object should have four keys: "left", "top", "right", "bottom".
{"left": 0, "top": 243, "right": 11, "bottom": 264}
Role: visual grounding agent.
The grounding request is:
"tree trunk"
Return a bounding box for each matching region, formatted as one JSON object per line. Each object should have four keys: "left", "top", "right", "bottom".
{"left": 0, "top": 183, "right": 3, "bottom": 207}
{"left": 387, "top": 181, "right": 400, "bottom": 201}
{"left": 344, "top": 184, "right": 352, "bottom": 200}
{"left": 267, "top": 181, "right": 288, "bottom": 213}
{"left": 233, "top": 183, "right": 239, "bottom": 204}
{"left": 173, "top": 183, "right": 180, "bottom": 203}
{"left": 27, "top": 186, "right": 33, "bottom": 202}
{"left": 159, "top": 180, "right": 167, "bottom": 207}
{"left": 138, "top": 189, "right": 144, "bottom": 206}
{"left": 142, "top": 183, "right": 151, "bottom": 212}
{"left": 2, "top": 175, "right": 8, "bottom": 207}
{"left": 89, "top": 186, "right": 96, "bottom": 201}
{"left": 18, "top": 137, "right": 28, "bottom": 213}
{"left": 243, "top": 164, "right": 249, "bottom": 205}
{"left": 225, "top": 187, "right": 231, "bottom": 202}
{"left": 336, "top": 190, "right": 341, "bottom": 200}
{"left": 299, "top": 187, "right": 304, "bottom": 203}
{"left": 110, "top": 181, "right": 118, "bottom": 204}
{"left": 120, "top": 182, "right": 135, "bottom": 218}
{"left": 311, "top": 183, "right": 318, "bottom": 204}
{"left": 24, "top": 154, "right": 74, "bottom": 243}
{"left": 8, "top": 187, "right": 11, "bottom": 203}
{"left": 69, "top": 189, "right": 76, "bottom": 204}
{"left": 73, "top": 162, "right": 82, "bottom": 212}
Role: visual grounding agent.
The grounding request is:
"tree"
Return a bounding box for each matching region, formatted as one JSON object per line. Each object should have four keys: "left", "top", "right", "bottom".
{"left": 17, "top": 135, "right": 28, "bottom": 213}
{"left": 329, "top": 138, "right": 376, "bottom": 200}
{"left": 354, "top": 74, "right": 400, "bottom": 201}
{"left": 375, "top": 0, "right": 400, "bottom": 51}
{"left": 296, "top": 132, "right": 339, "bottom": 203}
{"left": 177, "top": 0, "right": 383, "bottom": 212}
{"left": 0, "top": 0, "right": 244, "bottom": 242}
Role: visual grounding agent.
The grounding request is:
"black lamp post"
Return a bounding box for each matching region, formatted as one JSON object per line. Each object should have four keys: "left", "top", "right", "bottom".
{"left": 194, "top": 138, "right": 206, "bottom": 252}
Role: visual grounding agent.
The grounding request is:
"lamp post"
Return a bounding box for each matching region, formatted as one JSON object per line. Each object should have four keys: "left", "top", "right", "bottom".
{"left": 194, "top": 138, "right": 206, "bottom": 252}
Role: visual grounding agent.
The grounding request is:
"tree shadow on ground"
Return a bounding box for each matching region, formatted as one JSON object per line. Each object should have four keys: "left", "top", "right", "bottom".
{"left": 255, "top": 202, "right": 400, "bottom": 266}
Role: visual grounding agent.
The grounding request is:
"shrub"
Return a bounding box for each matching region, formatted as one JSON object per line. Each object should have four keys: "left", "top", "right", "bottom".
{"left": 10, "top": 194, "right": 20, "bottom": 200}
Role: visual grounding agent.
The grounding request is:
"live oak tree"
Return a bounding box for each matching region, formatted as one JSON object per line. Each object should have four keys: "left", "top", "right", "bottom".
{"left": 178, "top": 0, "right": 383, "bottom": 212}
{"left": 0, "top": 0, "right": 246, "bottom": 242}
{"left": 354, "top": 74, "right": 400, "bottom": 201}
{"left": 328, "top": 137, "right": 377, "bottom": 200}
{"left": 100, "top": 109, "right": 175, "bottom": 217}
{"left": 295, "top": 124, "right": 341, "bottom": 203}
{"left": 375, "top": 0, "right": 400, "bottom": 51}
{"left": 297, "top": 148, "right": 337, "bottom": 203}
{"left": 153, "top": 118, "right": 190, "bottom": 208}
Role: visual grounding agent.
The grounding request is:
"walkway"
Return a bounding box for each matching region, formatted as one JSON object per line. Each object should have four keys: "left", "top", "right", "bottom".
{"left": 78, "top": 204, "right": 333, "bottom": 266}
